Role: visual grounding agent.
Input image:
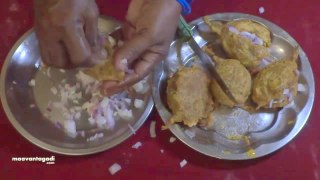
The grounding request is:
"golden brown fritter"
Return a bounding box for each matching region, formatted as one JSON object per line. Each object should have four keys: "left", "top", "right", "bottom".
{"left": 167, "top": 65, "right": 214, "bottom": 127}
{"left": 83, "top": 36, "right": 125, "bottom": 81}
{"left": 209, "top": 56, "right": 252, "bottom": 107}
{"left": 203, "top": 17, "right": 271, "bottom": 69}
{"left": 252, "top": 50, "right": 299, "bottom": 109}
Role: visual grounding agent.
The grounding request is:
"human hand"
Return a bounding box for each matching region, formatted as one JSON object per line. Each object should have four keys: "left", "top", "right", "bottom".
{"left": 34, "top": 0, "right": 106, "bottom": 68}
{"left": 102, "top": 0, "right": 181, "bottom": 95}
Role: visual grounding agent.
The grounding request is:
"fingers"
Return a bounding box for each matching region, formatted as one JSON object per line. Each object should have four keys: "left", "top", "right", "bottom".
{"left": 84, "top": 1, "right": 99, "bottom": 49}
{"left": 63, "top": 25, "right": 92, "bottom": 67}
{"left": 113, "top": 29, "right": 154, "bottom": 71}
{"left": 102, "top": 49, "right": 162, "bottom": 96}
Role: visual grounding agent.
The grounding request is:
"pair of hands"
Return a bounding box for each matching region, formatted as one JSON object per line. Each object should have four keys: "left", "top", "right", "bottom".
{"left": 34, "top": 0, "right": 181, "bottom": 95}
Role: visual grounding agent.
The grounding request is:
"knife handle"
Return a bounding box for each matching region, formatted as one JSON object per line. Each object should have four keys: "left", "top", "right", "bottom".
{"left": 178, "top": 15, "right": 194, "bottom": 39}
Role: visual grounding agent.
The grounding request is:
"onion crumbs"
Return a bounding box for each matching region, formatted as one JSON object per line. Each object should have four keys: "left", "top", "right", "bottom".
{"left": 259, "top": 7, "right": 265, "bottom": 14}
{"left": 169, "top": 137, "right": 176, "bottom": 143}
{"left": 298, "top": 83, "right": 306, "bottom": 92}
{"left": 108, "top": 163, "right": 122, "bottom": 175}
{"left": 132, "top": 141, "right": 142, "bottom": 149}
{"left": 160, "top": 149, "right": 164, "bottom": 154}
{"left": 180, "top": 159, "right": 187, "bottom": 168}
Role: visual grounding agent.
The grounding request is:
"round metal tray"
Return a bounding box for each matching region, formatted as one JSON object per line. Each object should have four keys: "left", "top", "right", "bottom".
{"left": 152, "top": 13, "right": 315, "bottom": 160}
{"left": 0, "top": 16, "right": 154, "bottom": 155}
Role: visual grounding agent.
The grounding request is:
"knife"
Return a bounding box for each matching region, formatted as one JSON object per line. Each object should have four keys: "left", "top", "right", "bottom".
{"left": 178, "top": 15, "right": 237, "bottom": 103}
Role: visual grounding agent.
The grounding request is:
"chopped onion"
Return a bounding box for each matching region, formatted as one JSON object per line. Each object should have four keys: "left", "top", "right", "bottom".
{"left": 184, "top": 129, "right": 195, "bottom": 139}
{"left": 74, "top": 112, "right": 81, "bottom": 120}
{"left": 59, "top": 69, "right": 66, "bottom": 73}
{"left": 118, "top": 109, "right": 133, "bottom": 120}
{"left": 124, "top": 98, "right": 132, "bottom": 104}
{"left": 104, "top": 103, "right": 116, "bottom": 130}
{"left": 169, "top": 137, "right": 176, "bottom": 143}
{"left": 132, "top": 141, "right": 142, "bottom": 149}
{"left": 160, "top": 149, "right": 164, "bottom": 154}
{"left": 86, "top": 132, "right": 104, "bottom": 142}
{"left": 228, "top": 26, "right": 239, "bottom": 34}
{"left": 12, "top": 81, "right": 17, "bottom": 85}
{"left": 120, "top": 58, "right": 128, "bottom": 66}
{"left": 50, "top": 87, "right": 58, "bottom": 95}
{"left": 180, "top": 159, "right": 187, "bottom": 168}
{"left": 28, "top": 79, "right": 35, "bottom": 87}
{"left": 283, "top": 88, "right": 290, "bottom": 97}
{"left": 132, "top": 81, "right": 144, "bottom": 93}
{"left": 64, "top": 119, "right": 77, "bottom": 138}
{"left": 150, "top": 121, "right": 156, "bottom": 138}
{"left": 128, "top": 124, "right": 136, "bottom": 134}
{"left": 134, "top": 99, "right": 144, "bottom": 109}
{"left": 108, "top": 163, "right": 121, "bottom": 175}
{"left": 298, "top": 83, "right": 306, "bottom": 92}
{"left": 259, "top": 7, "right": 265, "bottom": 14}
{"left": 78, "top": 130, "right": 85, "bottom": 137}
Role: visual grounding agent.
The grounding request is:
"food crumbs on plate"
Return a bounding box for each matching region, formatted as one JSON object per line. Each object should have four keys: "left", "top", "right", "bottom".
{"left": 288, "top": 120, "right": 295, "bottom": 125}
{"left": 180, "top": 159, "right": 187, "bottom": 168}
{"left": 244, "top": 136, "right": 251, "bottom": 146}
{"left": 132, "top": 141, "right": 142, "bottom": 149}
{"left": 108, "top": 163, "right": 122, "bottom": 175}
{"left": 228, "top": 135, "right": 244, "bottom": 141}
{"left": 223, "top": 150, "right": 231, "bottom": 154}
{"left": 246, "top": 148, "right": 256, "bottom": 158}
{"left": 169, "top": 137, "right": 176, "bottom": 143}
{"left": 150, "top": 121, "right": 157, "bottom": 138}
{"left": 28, "top": 79, "right": 35, "bottom": 87}
{"left": 259, "top": 7, "right": 265, "bottom": 14}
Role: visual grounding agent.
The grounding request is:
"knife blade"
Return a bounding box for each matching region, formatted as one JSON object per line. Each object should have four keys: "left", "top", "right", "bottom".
{"left": 178, "top": 15, "right": 237, "bottom": 103}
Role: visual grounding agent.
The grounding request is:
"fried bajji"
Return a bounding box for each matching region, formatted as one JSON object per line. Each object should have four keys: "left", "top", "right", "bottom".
{"left": 252, "top": 49, "right": 299, "bottom": 109}
{"left": 204, "top": 17, "right": 271, "bottom": 70}
{"left": 166, "top": 66, "right": 215, "bottom": 127}
{"left": 202, "top": 51, "right": 252, "bottom": 107}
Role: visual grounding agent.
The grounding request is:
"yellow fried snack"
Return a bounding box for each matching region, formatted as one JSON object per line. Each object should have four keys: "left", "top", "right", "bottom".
{"left": 167, "top": 65, "right": 214, "bottom": 127}
{"left": 203, "top": 17, "right": 271, "bottom": 69}
{"left": 252, "top": 50, "right": 299, "bottom": 109}
{"left": 83, "top": 36, "right": 125, "bottom": 81}
{"left": 209, "top": 56, "right": 252, "bottom": 107}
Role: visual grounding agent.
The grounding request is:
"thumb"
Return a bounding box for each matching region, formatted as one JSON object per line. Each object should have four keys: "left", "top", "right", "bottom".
{"left": 113, "top": 30, "right": 153, "bottom": 71}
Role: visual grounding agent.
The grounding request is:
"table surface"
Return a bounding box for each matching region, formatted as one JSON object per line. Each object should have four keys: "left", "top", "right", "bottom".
{"left": 0, "top": 0, "right": 319, "bottom": 179}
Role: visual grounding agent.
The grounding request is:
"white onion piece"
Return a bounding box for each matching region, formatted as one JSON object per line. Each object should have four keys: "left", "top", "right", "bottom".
{"left": 180, "top": 159, "right": 187, "bottom": 168}
{"left": 12, "top": 81, "right": 17, "bottom": 85}
{"left": 160, "top": 149, "right": 164, "bottom": 154}
{"left": 150, "top": 121, "right": 156, "bottom": 138}
{"left": 132, "top": 141, "right": 142, "bottom": 149}
{"left": 118, "top": 109, "right": 133, "bottom": 120}
{"left": 108, "top": 163, "right": 122, "bottom": 175}
{"left": 64, "top": 119, "right": 77, "bottom": 138}
{"left": 259, "top": 7, "right": 265, "bottom": 14}
{"left": 134, "top": 99, "right": 144, "bottom": 109}
{"left": 59, "top": 69, "right": 65, "bottom": 73}
{"left": 269, "top": 99, "right": 274, "bottom": 108}
{"left": 169, "top": 137, "right": 176, "bottom": 143}
{"left": 298, "top": 83, "right": 306, "bottom": 92}
{"left": 28, "top": 79, "right": 35, "bottom": 87}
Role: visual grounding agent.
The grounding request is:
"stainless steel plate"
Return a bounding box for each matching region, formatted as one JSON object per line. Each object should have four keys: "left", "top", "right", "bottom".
{"left": 152, "top": 13, "right": 315, "bottom": 160}
{"left": 0, "top": 16, "right": 154, "bottom": 156}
